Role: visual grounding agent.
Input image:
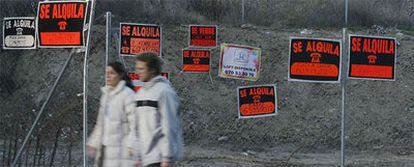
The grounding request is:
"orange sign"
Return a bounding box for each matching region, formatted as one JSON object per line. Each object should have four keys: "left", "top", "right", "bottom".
{"left": 128, "top": 72, "right": 169, "bottom": 92}
{"left": 161, "top": 72, "right": 169, "bottom": 79}
{"left": 289, "top": 37, "right": 341, "bottom": 83}
{"left": 37, "top": 1, "right": 88, "bottom": 48}
{"left": 238, "top": 85, "right": 278, "bottom": 118}
{"left": 348, "top": 35, "right": 396, "bottom": 80}
{"left": 182, "top": 49, "right": 211, "bottom": 72}
{"left": 120, "top": 23, "right": 161, "bottom": 56}
{"left": 189, "top": 25, "right": 217, "bottom": 47}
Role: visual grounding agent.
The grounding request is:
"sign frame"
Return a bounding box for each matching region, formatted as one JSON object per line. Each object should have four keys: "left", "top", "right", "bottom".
{"left": 118, "top": 22, "right": 163, "bottom": 58}
{"left": 188, "top": 24, "right": 218, "bottom": 48}
{"left": 36, "top": 0, "right": 89, "bottom": 48}
{"left": 288, "top": 37, "right": 342, "bottom": 84}
{"left": 3, "top": 17, "right": 37, "bottom": 50}
{"left": 237, "top": 84, "right": 278, "bottom": 119}
{"left": 181, "top": 47, "right": 211, "bottom": 73}
{"left": 347, "top": 34, "right": 397, "bottom": 81}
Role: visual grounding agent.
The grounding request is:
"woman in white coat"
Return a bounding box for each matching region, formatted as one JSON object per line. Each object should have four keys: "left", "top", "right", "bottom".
{"left": 87, "top": 61, "right": 138, "bottom": 167}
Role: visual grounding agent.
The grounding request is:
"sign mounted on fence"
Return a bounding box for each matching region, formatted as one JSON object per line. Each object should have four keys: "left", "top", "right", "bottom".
{"left": 289, "top": 37, "right": 341, "bottom": 83}
{"left": 238, "top": 85, "right": 278, "bottom": 119}
{"left": 182, "top": 48, "right": 211, "bottom": 72}
{"left": 219, "top": 43, "right": 261, "bottom": 81}
{"left": 128, "top": 72, "right": 143, "bottom": 91}
{"left": 161, "top": 72, "right": 169, "bottom": 80}
{"left": 348, "top": 35, "right": 396, "bottom": 81}
{"left": 189, "top": 25, "right": 217, "bottom": 47}
{"left": 120, "top": 23, "right": 162, "bottom": 57}
{"left": 3, "top": 17, "right": 36, "bottom": 49}
{"left": 128, "top": 72, "right": 169, "bottom": 92}
{"left": 37, "top": 1, "right": 88, "bottom": 48}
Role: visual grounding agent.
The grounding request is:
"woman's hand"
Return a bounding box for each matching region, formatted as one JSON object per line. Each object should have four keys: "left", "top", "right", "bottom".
{"left": 128, "top": 148, "right": 134, "bottom": 157}
{"left": 134, "top": 160, "right": 141, "bottom": 167}
{"left": 87, "top": 145, "right": 96, "bottom": 157}
{"left": 160, "top": 162, "right": 174, "bottom": 167}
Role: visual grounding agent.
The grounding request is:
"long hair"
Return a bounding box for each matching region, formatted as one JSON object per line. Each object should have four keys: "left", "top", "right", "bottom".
{"left": 107, "top": 61, "right": 134, "bottom": 90}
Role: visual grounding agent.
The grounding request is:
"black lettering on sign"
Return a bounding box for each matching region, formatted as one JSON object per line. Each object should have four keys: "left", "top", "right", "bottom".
{"left": 289, "top": 37, "right": 341, "bottom": 83}
{"left": 348, "top": 35, "right": 396, "bottom": 80}
{"left": 3, "top": 17, "right": 36, "bottom": 49}
{"left": 189, "top": 25, "right": 217, "bottom": 47}
{"left": 238, "top": 85, "right": 278, "bottom": 119}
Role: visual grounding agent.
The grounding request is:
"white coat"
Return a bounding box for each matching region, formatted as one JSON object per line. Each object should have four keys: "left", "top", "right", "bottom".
{"left": 87, "top": 80, "right": 138, "bottom": 167}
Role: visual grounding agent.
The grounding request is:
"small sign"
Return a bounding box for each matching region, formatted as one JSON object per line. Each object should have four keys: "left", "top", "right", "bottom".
{"left": 128, "top": 72, "right": 170, "bottom": 92}
{"left": 128, "top": 72, "right": 142, "bottom": 91}
{"left": 161, "top": 72, "right": 169, "bottom": 80}
{"left": 182, "top": 48, "right": 211, "bottom": 72}
{"left": 189, "top": 25, "right": 217, "bottom": 47}
{"left": 3, "top": 17, "right": 36, "bottom": 49}
{"left": 238, "top": 85, "right": 278, "bottom": 119}
{"left": 348, "top": 35, "right": 396, "bottom": 80}
{"left": 120, "top": 23, "right": 162, "bottom": 57}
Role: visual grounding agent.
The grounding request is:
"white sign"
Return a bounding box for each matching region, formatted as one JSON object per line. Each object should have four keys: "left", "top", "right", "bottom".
{"left": 219, "top": 43, "right": 261, "bottom": 81}
{"left": 3, "top": 17, "right": 36, "bottom": 49}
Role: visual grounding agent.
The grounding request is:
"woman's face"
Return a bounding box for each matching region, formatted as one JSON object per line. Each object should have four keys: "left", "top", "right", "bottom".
{"left": 106, "top": 66, "right": 121, "bottom": 87}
